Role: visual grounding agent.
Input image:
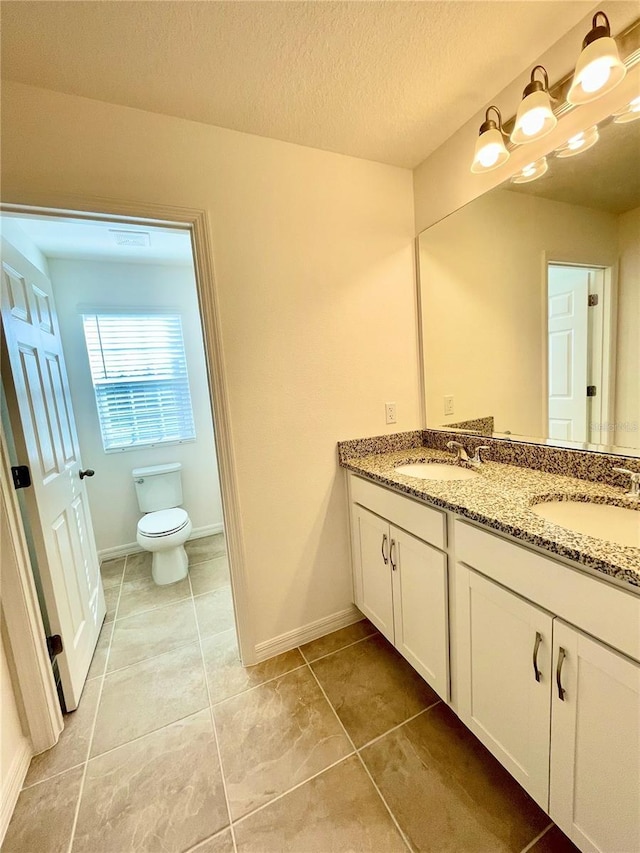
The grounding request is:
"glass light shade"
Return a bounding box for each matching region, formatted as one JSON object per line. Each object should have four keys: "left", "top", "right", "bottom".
{"left": 613, "top": 96, "right": 640, "bottom": 124}
{"left": 568, "top": 36, "right": 627, "bottom": 105}
{"left": 555, "top": 126, "right": 599, "bottom": 158}
{"left": 510, "top": 157, "right": 548, "bottom": 184}
{"left": 511, "top": 89, "right": 557, "bottom": 144}
{"left": 470, "top": 127, "right": 510, "bottom": 173}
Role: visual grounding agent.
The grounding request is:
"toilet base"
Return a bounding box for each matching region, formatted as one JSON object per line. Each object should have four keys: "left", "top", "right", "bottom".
{"left": 151, "top": 545, "right": 189, "bottom": 586}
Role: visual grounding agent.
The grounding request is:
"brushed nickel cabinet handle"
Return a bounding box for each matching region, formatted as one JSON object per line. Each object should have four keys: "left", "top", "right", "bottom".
{"left": 389, "top": 539, "right": 397, "bottom": 571}
{"left": 556, "top": 647, "right": 567, "bottom": 701}
{"left": 533, "top": 632, "right": 543, "bottom": 683}
{"left": 381, "top": 534, "right": 389, "bottom": 565}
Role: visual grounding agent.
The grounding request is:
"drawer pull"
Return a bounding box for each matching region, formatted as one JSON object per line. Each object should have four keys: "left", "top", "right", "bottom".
{"left": 389, "top": 539, "right": 397, "bottom": 571}
{"left": 381, "top": 534, "right": 389, "bottom": 565}
{"left": 532, "top": 632, "right": 543, "bottom": 682}
{"left": 556, "top": 647, "right": 567, "bottom": 701}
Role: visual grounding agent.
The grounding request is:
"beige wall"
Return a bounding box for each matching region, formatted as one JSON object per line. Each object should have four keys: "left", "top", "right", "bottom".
{"left": 616, "top": 206, "right": 640, "bottom": 448}
{"left": 420, "top": 188, "right": 618, "bottom": 436}
{"left": 413, "top": 3, "right": 640, "bottom": 233}
{"left": 1, "top": 81, "right": 419, "bottom": 646}
{"left": 49, "top": 258, "right": 224, "bottom": 553}
{"left": 0, "top": 631, "right": 29, "bottom": 839}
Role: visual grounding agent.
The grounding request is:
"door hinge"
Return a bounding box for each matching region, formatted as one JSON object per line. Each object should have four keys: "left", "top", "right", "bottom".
{"left": 587, "top": 385, "right": 597, "bottom": 397}
{"left": 46, "top": 634, "right": 63, "bottom": 660}
{"left": 11, "top": 465, "right": 31, "bottom": 490}
{"left": 588, "top": 294, "right": 599, "bottom": 307}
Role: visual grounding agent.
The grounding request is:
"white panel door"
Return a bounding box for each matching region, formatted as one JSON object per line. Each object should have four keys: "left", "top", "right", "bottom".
{"left": 391, "top": 525, "right": 449, "bottom": 700}
{"left": 1, "top": 238, "right": 105, "bottom": 711}
{"left": 550, "top": 621, "right": 640, "bottom": 853}
{"left": 353, "top": 506, "right": 394, "bottom": 642}
{"left": 457, "top": 567, "right": 553, "bottom": 809}
{"left": 547, "top": 265, "right": 589, "bottom": 442}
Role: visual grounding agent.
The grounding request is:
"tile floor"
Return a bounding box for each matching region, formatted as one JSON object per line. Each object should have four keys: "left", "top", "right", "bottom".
{"left": 4, "top": 533, "right": 579, "bottom": 853}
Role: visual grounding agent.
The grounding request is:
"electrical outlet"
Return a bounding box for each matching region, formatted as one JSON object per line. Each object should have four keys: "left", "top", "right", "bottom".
{"left": 444, "top": 395, "right": 454, "bottom": 416}
{"left": 385, "top": 402, "right": 397, "bottom": 424}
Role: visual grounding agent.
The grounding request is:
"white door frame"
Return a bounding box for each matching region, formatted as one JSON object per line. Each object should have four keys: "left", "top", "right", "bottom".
{"left": 1, "top": 425, "right": 63, "bottom": 753}
{"left": 1, "top": 195, "right": 256, "bottom": 742}
{"left": 541, "top": 253, "right": 618, "bottom": 446}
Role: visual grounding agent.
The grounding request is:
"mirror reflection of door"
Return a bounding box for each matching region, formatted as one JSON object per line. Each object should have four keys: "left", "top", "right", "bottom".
{"left": 547, "top": 263, "right": 610, "bottom": 444}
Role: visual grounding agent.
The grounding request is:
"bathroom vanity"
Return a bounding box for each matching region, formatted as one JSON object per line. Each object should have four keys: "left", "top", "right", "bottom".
{"left": 340, "top": 439, "right": 640, "bottom": 853}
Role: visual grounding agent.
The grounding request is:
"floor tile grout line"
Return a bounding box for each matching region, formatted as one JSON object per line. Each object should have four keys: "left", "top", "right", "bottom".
{"left": 208, "top": 663, "right": 309, "bottom": 709}
{"left": 183, "top": 824, "right": 235, "bottom": 853}
{"left": 230, "top": 752, "right": 357, "bottom": 830}
{"left": 64, "top": 623, "right": 114, "bottom": 853}
{"left": 302, "top": 660, "right": 413, "bottom": 853}
{"left": 357, "top": 700, "right": 441, "bottom": 752}
{"left": 301, "top": 630, "right": 378, "bottom": 664}
{"left": 21, "top": 759, "right": 87, "bottom": 792}
{"left": 519, "top": 822, "right": 554, "bottom": 853}
{"left": 188, "top": 574, "right": 238, "bottom": 853}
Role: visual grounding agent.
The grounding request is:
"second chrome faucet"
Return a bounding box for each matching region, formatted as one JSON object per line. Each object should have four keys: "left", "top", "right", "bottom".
{"left": 447, "top": 440, "right": 490, "bottom": 469}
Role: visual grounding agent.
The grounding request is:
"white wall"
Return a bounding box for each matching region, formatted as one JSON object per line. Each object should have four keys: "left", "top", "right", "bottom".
{"left": 0, "top": 81, "right": 419, "bottom": 647}
{"left": 420, "top": 188, "right": 618, "bottom": 436}
{"left": 0, "top": 631, "right": 29, "bottom": 843}
{"left": 48, "top": 258, "right": 223, "bottom": 552}
{"left": 1, "top": 219, "right": 49, "bottom": 276}
{"left": 616, "top": 206, "right": 640, "bottom": 448}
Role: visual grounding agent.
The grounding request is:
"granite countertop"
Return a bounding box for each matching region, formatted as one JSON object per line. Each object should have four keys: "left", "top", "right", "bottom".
{"left": 341, "top": 446, "right": 640, "bottom": 591}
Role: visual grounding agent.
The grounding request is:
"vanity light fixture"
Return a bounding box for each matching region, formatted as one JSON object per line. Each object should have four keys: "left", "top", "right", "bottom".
{"left": 613, "top": 95, "right": 640, "bottom": 123}
{"left": 555, "top": 125, "right": 600, "bottom": 158}
{"left": 510, "top": 157, "right": 548, "bottom": 184}
{"left": 567, "top": 11, "right": 627, "bottom": 105}
{"left": 470, "top": 106, "right": 510, "bottom": 173}
{"left": 511, "top": 66, "right": 557, "bottom": 144}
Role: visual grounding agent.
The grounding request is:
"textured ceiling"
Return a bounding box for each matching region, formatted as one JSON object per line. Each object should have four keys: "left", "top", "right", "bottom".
{"left": 1, "top": 1, "right": 595, "bottom": 168}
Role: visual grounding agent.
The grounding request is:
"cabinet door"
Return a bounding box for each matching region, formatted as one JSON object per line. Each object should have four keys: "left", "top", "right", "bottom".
{"left": 353, "top": 506, "right": 394, "bottom": 642}
{"left": 391, "top": 526, "right": 449, "bottom": 700}
{"left": 456, "top": 566, "right": 553, "bottom": 809}
{"left": 550, "top": 621, "right": 640, "bottom": 853}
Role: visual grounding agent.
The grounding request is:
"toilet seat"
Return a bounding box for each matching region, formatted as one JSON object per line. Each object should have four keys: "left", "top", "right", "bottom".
{"left": 137, "top": 508, "right": 189, "bottom": 538}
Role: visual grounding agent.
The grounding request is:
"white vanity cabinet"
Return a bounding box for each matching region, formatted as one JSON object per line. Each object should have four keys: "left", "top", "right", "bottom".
{"left": 456, "top": 521, "right": 640, "bottom": 852}
{"left": 349, "top": 475, "right": 449, "bottom": 700}
{"left": 550, "top": 622, "right": 640, "bottom": 853}
{"left": 456, "top": 566, "right": 553, "bottom": 809}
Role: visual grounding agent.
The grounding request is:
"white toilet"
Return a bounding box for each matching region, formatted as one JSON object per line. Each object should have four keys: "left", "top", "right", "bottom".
{"left": 132, "top": 463, "right": 193, "bottom": 585}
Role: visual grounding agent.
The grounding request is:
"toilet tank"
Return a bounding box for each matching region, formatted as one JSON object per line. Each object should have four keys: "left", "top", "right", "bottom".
{"left": 132, "top": 463, "right": 184, "bottom": 512}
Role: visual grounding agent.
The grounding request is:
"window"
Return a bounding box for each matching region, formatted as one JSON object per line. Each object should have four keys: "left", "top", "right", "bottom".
{"left": 82, "top": 313, "right": 195, "bottom": 452}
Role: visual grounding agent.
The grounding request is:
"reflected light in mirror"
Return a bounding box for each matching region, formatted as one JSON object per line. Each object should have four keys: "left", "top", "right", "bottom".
{"left": 555, "top": 125, "right": 600, "bottom": 158}
{"left": 614, "top": 96, "right": 640, "bottom": 124}
{"left": 510, "top": 157, "right": 549, "bottom": 183}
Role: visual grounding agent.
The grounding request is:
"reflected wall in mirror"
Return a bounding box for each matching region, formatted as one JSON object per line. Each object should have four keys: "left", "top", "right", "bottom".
{"left": 419, "top": 113, "right": 640, "bottom": 455}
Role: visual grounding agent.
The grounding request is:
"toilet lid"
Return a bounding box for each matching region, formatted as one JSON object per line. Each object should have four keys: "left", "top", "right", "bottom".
{"left": 138, "top": 508, "right": 189, "bottom": 537}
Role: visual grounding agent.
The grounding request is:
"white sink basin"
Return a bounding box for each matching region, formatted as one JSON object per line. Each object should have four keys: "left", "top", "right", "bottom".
{"left": 394, "top": 463, "right": 478, "bottom": 482}
{"left": 532, "top": 501, "right": 640, "bottom": 548}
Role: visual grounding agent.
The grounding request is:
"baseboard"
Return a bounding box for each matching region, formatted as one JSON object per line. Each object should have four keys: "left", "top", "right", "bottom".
{"left": 0, "top": 737, "right": 31, "bottom": 845}
{"left": 97, "top": 523, "right": 224, "bottom": 561}
{"left": 254, "top": 605, "right": 364, "bottom": 662}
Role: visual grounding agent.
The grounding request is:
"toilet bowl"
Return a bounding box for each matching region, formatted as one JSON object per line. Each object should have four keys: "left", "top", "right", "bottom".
{"left": 132, "top": 463, "right": 192, "bottom": 585}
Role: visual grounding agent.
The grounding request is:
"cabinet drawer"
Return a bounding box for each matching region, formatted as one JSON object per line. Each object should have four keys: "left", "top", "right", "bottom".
{"left": 455, "top": 520, "right": 640, "bottom": 664}
{"left": 350, "top": 474, "right": 445, "bottom": 550}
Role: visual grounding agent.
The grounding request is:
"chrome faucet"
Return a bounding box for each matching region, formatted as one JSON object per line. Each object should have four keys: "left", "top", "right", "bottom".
{"left": 447, "top": 441, "right": 470, "bottom": 464}
{"left": 447, "top": 441, "right": 490, "bottom": 468}
{"left": 613, "top": 467, "right": 640, "bottom": 499}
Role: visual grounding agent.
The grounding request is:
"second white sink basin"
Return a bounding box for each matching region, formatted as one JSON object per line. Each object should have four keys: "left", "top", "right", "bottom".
{"left": 532, "top": 500, "right": 640, "bottom": 548}
{"left": 394, "top": 463, "right": 478, "bottom": 482}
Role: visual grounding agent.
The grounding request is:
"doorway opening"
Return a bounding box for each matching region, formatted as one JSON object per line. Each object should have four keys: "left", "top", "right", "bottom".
{"left": 1, "top": 210, "right": 238, "bottom": 719}
{"left": 546, "top": 261, "right": 616, "bottom": 446}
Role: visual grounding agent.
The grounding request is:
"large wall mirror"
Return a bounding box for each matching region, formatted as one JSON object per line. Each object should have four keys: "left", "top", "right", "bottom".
{"left": 418, "top": 111, "right": 640, "bottom": 457}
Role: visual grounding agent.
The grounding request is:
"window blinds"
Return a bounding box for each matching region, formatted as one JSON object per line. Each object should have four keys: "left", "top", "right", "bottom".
{"left": 82, "top": 314, "right": 195, "bottom": 451}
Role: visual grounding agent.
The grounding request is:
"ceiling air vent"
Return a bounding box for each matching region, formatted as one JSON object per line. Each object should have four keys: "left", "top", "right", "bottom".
{"left": 109, "top": 229, "right": 151, "bottom": 247}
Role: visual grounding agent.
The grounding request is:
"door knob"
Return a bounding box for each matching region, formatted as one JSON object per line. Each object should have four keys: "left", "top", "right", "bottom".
{"left": 79, "top": 468, "right": 95, "bottom": 480}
